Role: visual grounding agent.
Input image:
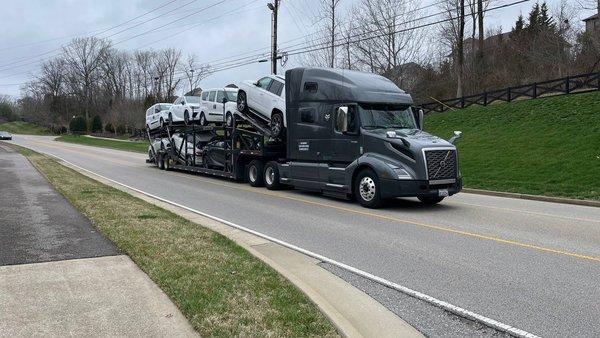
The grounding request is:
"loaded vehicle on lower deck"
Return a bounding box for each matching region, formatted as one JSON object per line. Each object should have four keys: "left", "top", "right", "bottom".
{"left": 146, "top": 67, "right": 462, "bottom": 208}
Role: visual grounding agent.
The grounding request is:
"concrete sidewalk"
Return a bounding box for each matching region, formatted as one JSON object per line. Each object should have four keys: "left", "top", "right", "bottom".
{"left": 0, "top": 146, "right": 196, "bottom": 336}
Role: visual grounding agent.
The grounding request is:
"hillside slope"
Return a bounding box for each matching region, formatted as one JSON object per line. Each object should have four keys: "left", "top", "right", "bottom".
{"left": 425, "top": 91, "right": 600, "bottom": 201}
{"left": 0, "top": 121, "right": 50, "bottom": 135}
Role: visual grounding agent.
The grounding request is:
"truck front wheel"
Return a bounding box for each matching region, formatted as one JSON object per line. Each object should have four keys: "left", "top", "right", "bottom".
{"left": 264, "top": 161, "right": 282, "bottom": 190}
{"left": 247, "top": 160, "right": 264, "bottom": 187}
{"left": 355, "top": 169, "right": 383, "bottom": 208}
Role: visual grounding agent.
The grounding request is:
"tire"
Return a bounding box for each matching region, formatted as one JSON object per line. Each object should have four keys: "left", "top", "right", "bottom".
{"left": 158, "top": 155, "right": 165, "bottom": 170}
{"left": 264, "top": 161, "right": 282, "bottom": 190}
{"left": 418, "top": 196, "right": 445, "bottom": 205}
{"left": 270, "top": 112, "right": 284, "bottom": 138}
{"left": 159, "top": 118, "right": 165, "bottom": 129}
{"left": 168, "top": 113, "right": 173, "bottom": 127}
{"left": 184, "top": 110, "right": 190, "bottom": 125}
{"left": 148, "top": 149, "right": 154, "bottom": 163}
{"left": 199, "top": 113, "right": 207, "bottom": 126}
{"left": 354, "top": 168, "right": 383, "bottom": 208}
{"left": 237, "top": 90, "right": 249, "bottom": 114}
{"left": 247, "top": 160, "right": 264, "bottom": 187}
{"left": 225, "top": 112, "right": 233, "bottom": 127}
{"left": 146, "top": 124, "right": 150, "bottom": 135}
{"left": 164, "top": 156, "right": 171, "bottom": 171}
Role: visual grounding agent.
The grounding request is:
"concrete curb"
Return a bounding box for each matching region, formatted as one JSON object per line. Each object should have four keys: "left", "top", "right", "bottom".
{"left": 51, "top": 157, "right": 423, "bottom": 338}
{"left": 463, "top": 188, "right": 600, "bottom": 208}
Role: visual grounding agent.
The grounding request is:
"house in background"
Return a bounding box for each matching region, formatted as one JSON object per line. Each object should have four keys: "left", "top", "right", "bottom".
{"left": 583, "top": 13, "right": 599, "bottom": 34}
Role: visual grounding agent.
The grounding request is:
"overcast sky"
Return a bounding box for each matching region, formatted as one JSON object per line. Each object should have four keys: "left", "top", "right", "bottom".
{"left": 0, "top": 0, "right": 594, "bottom": 97}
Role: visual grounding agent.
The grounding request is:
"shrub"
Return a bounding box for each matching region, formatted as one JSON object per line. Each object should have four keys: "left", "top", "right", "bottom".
{"left": 69, "top": 116, "right": 87, "bottom": 134}
{"left": 116, "top": 124, "right": 126, "bottom": 135}
{"left": 105, "top": 123, "right": 115, "bottom": 133}
{"left": 91, "top": 115, "right": 103, "bottom": 133}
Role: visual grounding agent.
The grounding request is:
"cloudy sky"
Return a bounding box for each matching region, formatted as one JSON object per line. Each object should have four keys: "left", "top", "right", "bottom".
{"left": 0, "top": 0, "right": 594, "bottom": 97}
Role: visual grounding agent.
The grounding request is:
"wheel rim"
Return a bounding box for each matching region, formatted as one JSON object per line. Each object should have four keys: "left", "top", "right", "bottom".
{"left": 201, "top": 114, "right": 206, "bottom": 125}
{"left": 249, "top": 165, "right": 258, "bottom": 182}
{"left": 265, "top": 166, "right": 274, "bottom": 185}
{"left": 271, "top": 115, "right": 282, "bottom": 136}
{"left": 237, "top": 93, "right": 246, "bottom": 111}
{"left": 226, "top": 114, "right": 232, "bottom": 127}
{"left": 160, "top": 119, "right": 164, "bottom": 128}
{"left": 359, "top": 176, "right": 376, "bottom": 202}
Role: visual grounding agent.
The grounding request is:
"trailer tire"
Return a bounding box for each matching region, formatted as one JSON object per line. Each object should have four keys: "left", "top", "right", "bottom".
{"left": 355, "top": 168, "right": 383, "bottom": 208}
{"left": 247, "top": 160, "right": 264, "bottom": 187}
{"left": 264, "top": 161, "right": 282, "bottom": 190}
{"left": 237, "top": 90, "right": 249, "bottom": 114}
{"left": 418, "top": 196, "right": 445, "bottom": 205}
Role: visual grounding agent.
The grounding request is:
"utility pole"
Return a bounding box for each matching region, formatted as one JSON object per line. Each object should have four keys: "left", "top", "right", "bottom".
{"left": 268, "top": 0, "right": 280, "bottom": 74}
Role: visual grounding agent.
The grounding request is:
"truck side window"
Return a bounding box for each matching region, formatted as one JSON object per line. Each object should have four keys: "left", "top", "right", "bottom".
{"left": 216, "top": 90, "right": 224, "bottom": 103}
{"left": 300, "top": 108, "right": 315, "bottom": 123}
{"left": 335, "top": 106, "right": 358, "bottom": 133}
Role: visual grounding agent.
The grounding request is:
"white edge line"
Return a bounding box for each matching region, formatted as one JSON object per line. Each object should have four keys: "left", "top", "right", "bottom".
{"left": 30, "top": 147, "right": 539, "bottom": 338}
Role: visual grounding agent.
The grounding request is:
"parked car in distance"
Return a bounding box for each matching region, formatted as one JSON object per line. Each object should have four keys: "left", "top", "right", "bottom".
{"left": 199, "top": 88, "right": 239, "bottom": 126}
{"left": 236, "top": 75, "right": 286, "bottom": 137}
{"left": 169, "top": 96, "right": 202, "bottom": 125}
{"left": 0, "top": 131, "right": 12, "bottom": 140}
{"left": 145, "top": 103, "right": 173, "bottom": 131}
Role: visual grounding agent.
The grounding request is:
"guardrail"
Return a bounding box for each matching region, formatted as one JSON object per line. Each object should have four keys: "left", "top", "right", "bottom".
{"left": 419, "top": 72, "right": 600, "bottom": 114}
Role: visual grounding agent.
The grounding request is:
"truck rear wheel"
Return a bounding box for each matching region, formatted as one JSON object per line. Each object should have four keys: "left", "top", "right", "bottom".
{"left": 247, "top": 160, "right": 264, "bottom": 187}
{"left": 264, "top": 161, "right": 282, "bottom": 190}
{"left": 355, "top": 169, "right": 383, "bottom": 208}
{"left": 418, "top": 196, "right": 445, "bottom": 205}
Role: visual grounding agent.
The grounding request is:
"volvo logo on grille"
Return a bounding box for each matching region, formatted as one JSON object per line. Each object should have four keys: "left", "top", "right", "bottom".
{"left": 439, "top": 160, "right": 446, "bottom": 168}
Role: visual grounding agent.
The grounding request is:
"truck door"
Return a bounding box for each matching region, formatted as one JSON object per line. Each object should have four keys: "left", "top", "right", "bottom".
{"left": 289, "top": 106, "right": 328, "bottom": 187}
{"left": 331, "top": 105, "right": 361, "bottom": 163}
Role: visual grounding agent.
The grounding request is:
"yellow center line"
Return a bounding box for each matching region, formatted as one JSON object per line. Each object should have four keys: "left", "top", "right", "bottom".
{"left": 449, "top": 201, "right": 600, "bottom": 224}
{"left": 23, "top": 137, "right": 600, "bottom": 263}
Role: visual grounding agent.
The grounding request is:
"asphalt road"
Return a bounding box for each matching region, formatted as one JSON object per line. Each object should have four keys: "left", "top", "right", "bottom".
{"left": 8, "top": 135, "right": 600, "bottom": 337}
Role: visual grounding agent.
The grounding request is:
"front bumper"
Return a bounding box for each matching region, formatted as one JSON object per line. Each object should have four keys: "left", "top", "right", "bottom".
{"left": 380, "top": 178, "right": 462, "bottom": 199}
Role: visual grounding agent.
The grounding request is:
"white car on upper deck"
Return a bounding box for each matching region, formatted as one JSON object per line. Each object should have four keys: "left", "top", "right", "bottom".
{"left": 145, "top": 103, "right": 172, "bottom": 131}
{"left": 236, "top": 75, "right": 286, "bottom": 137}
{"left": 199, "top": 87, "right": 239, "bottom": 126}
{"left": 168, "top": 95, "right": 202, "bottom": 125}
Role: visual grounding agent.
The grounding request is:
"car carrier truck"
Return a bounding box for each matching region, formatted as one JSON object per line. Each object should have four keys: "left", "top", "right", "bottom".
{"left": 147, "top": 67, "right": 462, "bottom": 208}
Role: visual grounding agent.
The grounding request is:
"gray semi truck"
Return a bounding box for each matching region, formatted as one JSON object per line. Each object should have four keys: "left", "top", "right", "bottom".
{"left": 147, "top": 67, "right": 462, "bottom": 208}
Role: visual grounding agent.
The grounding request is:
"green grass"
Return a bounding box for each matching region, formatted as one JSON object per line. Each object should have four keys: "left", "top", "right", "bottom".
{"left": 425, "top": 91, "right": 600, "bottom": 200}
{"left": 57, "top": 135, "right": 148, "bottom": 153}
{"left": 0, "top": 121, "right": 50, "bottom": 135}
{"left": 5, "top": 142, "right": 338, "bottom": 337}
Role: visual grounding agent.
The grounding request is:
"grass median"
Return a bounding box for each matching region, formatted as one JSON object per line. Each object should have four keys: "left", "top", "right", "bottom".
{"left": 56, "top": 135, "right": 148, "bottom": 153}
{"left": 5, "top": 143, "right": 338, "bottom": 337}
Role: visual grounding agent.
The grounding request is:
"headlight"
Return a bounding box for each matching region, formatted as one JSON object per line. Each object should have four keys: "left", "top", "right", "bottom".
{"left": 387, "top": 165, "right": 412, "bottom": 180}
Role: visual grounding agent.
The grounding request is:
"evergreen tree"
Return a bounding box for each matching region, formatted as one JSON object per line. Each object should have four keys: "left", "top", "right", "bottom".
{"left": 69, "top": 116, "right": 87, "bottom": 134}
{"left": 91, "top": 115, "right": 103, "bottom": 133}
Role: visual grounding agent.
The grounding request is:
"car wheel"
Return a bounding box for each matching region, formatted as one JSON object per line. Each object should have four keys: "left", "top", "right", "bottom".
{"left": 264, "top": 161, "right": 282, "bottom": 190}
{"left": 271, "top": 112, "right": 284, "bottom": 138}
{"left": 184, "top": 111, "right": 190, "bottom": 125}
{"left": 418, "top": 196, "right": 445, "bottom": 205}
{"left": 164, "top": 156, "right": 171, "bottom": 171}
{"left": 168, "top": 113, "right": 173, "bottom": 127}
{"left": 237, "top": 91, "right": 249, "bottom": 114}
{"left": 199, "top": 113, "right": 207, "bottom": 126}
{"left": 226, "top": 112, "right": 233, "bottom": 127}
{"left": 158, "top": 155, "right": 165, "bottom": 170}
{"left": 159, "top": 118, "right": 164, "bottom": 129}
{"left": 355, "top": 168, "right": 383, "bottom": 208}
{"left": 148, "top": 149, "right": 154, "bottom": 162}
{"left": 247, "top": 160, "right": 264, "bottom": 187}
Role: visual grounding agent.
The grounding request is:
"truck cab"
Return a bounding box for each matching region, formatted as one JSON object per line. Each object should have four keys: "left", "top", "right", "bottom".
{"left": 276, "top": 67, "right": 462, "bottom": 208}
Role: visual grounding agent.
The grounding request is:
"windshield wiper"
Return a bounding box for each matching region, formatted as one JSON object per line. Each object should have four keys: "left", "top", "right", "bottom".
{"left": 362, "top": 125, "right": 389, "bottom": 129}
{"left": 388, "top": 124, "right": 412, "bottom": 129}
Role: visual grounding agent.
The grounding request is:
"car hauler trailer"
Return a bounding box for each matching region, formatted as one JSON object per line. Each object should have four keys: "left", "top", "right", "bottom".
{"left": 147, "top": 67, "right": 462, "bottom": 208}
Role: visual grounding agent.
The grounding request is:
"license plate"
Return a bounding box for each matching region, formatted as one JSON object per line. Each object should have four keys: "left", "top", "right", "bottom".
{"left": 438, "top": 189, "right": 449, "bottom": 197}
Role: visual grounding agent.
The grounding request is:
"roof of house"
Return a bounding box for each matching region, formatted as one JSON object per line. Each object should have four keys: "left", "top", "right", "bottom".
{"left": 583, "top": 13, "right": 599, "bottom": 22}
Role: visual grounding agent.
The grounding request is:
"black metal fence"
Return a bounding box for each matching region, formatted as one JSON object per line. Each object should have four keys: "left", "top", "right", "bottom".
{"left": 419, "top": 72, "right": 600, "bottom": 114}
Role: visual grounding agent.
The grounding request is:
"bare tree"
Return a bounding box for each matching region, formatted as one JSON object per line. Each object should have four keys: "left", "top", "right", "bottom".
{"left": 301, "top": 0, "right": 343, "bottom": 68}
{"left": 62, "top": 37, "right": 111, "bottom": 127}
{"left": 439, "top": 0, "right": 466, "bottom": 97}
{"left": 179, "top": 54, "right": 212, "bottom": 95}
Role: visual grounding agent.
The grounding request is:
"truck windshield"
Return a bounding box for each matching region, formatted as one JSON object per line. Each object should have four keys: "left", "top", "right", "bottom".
{"left": 359, "top": 104, "right": 417, "bottom": 130}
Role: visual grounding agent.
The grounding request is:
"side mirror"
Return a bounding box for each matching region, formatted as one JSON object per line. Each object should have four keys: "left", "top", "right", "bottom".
{"left": 155, "top": 108, "right": 160, "bottom": 114}
{"left": 336, "top": 106, "right": 349, "bottom": 133}
{"left": 417, "top": 109, "right": 424, "bottom": 130}
{"left": 449, "top": 130, "right": 462, "bottom": 144}
{"left": 254, "top": 82, "right": 260, "bottom": 87}
{"left": 181, "top": 101, "right": 185, "bottom": 105}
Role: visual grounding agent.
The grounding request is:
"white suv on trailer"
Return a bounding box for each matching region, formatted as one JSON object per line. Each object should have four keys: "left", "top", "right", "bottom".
{"left": 145, "top": 103, "right": 172, "bottom": 131}
{"left": 236, "top": 75, "right": 286, "bottom": 137}
{"left": 199, "top": 88, "right": 239, "bottom": 126}
{"left": 168, "top": 95, "right": 202, "bottom": 125}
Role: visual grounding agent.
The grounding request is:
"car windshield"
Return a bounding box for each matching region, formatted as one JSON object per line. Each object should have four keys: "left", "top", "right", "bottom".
{"left": 159, "top": 104, "right": 171, "bottom": 110}
{"left": 185, "top": 96, "right": 201, "bottom": 104}
{"left": 359, "top": 104, "right": 417, "bottom": 130}
{"left": 225, "top": 91, "right": 237, "bottom": 101}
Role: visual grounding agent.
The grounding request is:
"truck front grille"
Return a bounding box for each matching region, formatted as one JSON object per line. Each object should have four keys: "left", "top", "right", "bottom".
{"left": 424, "top": 149, "right": 457, "bottom": 181}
